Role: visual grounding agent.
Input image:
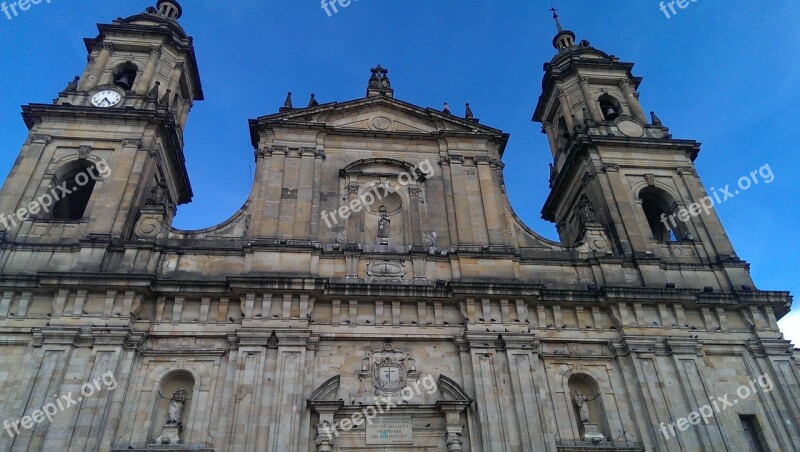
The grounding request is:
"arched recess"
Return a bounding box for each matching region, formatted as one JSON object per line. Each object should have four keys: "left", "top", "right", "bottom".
{"left": 139, "top": 362, "right": 214, "bottom": 446}
{"left": 47, "top": 158, "right": 105, "bottom": 221}
{"left": 598, "top": 94, "right": 622, "bottom": 121}
{"left": 567, "top": 372, "right": 611, "bottom": 440}
{"left": 112, "top": 61, "right": 139, "bottom": 91}
{"left": 152, "top": 369, "right": 195, "bottom": 443}
{"left": 637, "top": 185, "right": 688, "bottom": 242}
{"left": 339, "top": 157, "right": 430, "bottom": 247}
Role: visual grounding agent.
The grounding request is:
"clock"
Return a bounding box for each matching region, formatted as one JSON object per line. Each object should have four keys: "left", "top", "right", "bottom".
{"left": 90, "top": 89, "right": 122, "bottom": 108}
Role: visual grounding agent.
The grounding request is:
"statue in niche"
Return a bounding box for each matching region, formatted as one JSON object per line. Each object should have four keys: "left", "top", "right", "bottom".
{"left": 158, "top": 388, "right": 188, "bottom": 426}
{"left": 573, "top": 389, "right": 599, "bottom": 424}
{"left": 576, "top": 194, "right": 596, "bottom": 223}
{"left": 377, "top": 206, "right": 390, "bottom": 240}
{"left": 147, "top": 179, "right": 168, "bottom": 206}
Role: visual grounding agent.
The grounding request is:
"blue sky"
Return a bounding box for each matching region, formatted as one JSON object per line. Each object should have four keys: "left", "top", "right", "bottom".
{"left": 0, "top": 1, "right": 797, "bottom": 342}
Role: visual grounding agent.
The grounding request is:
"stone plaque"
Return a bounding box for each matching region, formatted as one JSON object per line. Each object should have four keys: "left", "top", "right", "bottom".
{"left": 366, "top": 416, "right": 413, "bottom": 445}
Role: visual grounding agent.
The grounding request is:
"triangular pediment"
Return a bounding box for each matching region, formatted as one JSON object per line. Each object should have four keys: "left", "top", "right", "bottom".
{"left": 250, "top": 95, "right": 504, "bottom": 138}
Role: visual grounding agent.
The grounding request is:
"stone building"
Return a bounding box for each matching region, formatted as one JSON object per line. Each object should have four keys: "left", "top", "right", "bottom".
{"left": 0, "top": 1, "right": 796, "bottom": 451}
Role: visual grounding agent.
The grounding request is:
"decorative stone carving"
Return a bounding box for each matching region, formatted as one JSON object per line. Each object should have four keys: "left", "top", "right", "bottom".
{"left": 77, "top": 145, "right": 92, "bottom": 160}
{"left": 351, "top": 342, "right": 423, "bottom": 405}
{"left": 370, "top": 116, "right": 393, "bottom": 131}
{"left": 368, "top": 65, "right": 391, "bottom": 89}
{"left": 147, "top": 179, "right": 168, "bottom": 206}
{"left": 377, "top": 206, "right": 390, "bottom": 244}
{"left": 576, "top": 194, "right": 596, "bottom": 223}
{"left": 366, "top": 260, "right": 404, "bottom": 278}
{"left": 133, "top": 210, "right": 164, "bottom": 239}
{"left": 422, "top": 232, "right": 437, "bottom": 248}
{"left": 315, "top": 421, "right": 335, "bottom": 451}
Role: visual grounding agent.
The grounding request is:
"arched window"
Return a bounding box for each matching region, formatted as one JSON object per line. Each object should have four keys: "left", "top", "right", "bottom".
{"left": 639, "top": 187, "right": 686, "bottom": 242}
{"left": 113, "top": 62, "right": 138, "bottom": 91}
{"left": 598, "top": 94, "right": 621, "bottom": 121}
{"left": 51, "top": 162, "right": 99, "bottom": 221}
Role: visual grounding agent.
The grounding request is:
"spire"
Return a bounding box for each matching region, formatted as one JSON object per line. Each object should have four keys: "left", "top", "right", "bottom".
{"left": 548, "top": 5, "right": 576, "bottom": 51}
{"left": 550, "top": 5, "right": 563, "bottom": 33}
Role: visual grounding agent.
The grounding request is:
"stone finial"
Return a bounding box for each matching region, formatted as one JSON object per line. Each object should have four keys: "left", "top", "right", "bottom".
{"left": 443, "top": 102, "right": 452, "bottom": 115}
{"left": 465, "top": 103, "right": 474, "bottom": 120}
{"left": 158, "top": 89, "right": 172, "bottom": 107}
{"left": 63, "top": 76, "right": 79, "bottom": 93}
{"left": 650, "top": 111, "right": 663, "bottom": 126}
{"left": 146, "top": 81, "right": 160, "bottom": 102}
{"left": 279, "top": 92, "right": 294, "bottom": 112}
{"left": 308, "top": 93, "right": 319, "bottom": 107}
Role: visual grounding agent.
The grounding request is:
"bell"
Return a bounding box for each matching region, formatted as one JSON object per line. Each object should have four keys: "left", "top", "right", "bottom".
{"left": 114, "top": 73, "right": 133, "bottom": 90}
{"left": 604, "top": 107, "right": 618, "bottom": 120}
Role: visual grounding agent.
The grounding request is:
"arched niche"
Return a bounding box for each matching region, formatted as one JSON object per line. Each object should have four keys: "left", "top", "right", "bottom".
{"left": 339, "top": 157, "right": 429, "bottom": 247}
{"left": 152, "top": 369, "right": 195, "bottom": 444}
{"left": 568, "top": 373, "right": 610, "bottom": 442}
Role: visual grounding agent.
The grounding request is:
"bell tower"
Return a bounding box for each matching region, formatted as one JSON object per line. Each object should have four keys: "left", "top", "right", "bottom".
{"left": 0, "top": 0, "right": 202, "bottom": 245}
{"left": 533, "top": 10, "right": 750, "bottom": 290}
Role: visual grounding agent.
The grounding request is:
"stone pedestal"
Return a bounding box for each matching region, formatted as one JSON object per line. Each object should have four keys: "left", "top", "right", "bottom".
{"left": 154, "top": 425, "right": 181, "bottom": 445}
{"left": 581, "top": 422, "right": 606, "bottom": 443}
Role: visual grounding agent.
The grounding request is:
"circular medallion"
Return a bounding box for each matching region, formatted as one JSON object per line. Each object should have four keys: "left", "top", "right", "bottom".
{"left": 370, "top": 116, "right": 393, "bottom": 131}
{"left": 616, "top": 119, "right": 644, "bottom": 137}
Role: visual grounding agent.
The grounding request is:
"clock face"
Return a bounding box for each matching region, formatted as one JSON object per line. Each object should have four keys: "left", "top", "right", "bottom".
{"left": 90, "top": 90, "right": 122, "bottom": 107}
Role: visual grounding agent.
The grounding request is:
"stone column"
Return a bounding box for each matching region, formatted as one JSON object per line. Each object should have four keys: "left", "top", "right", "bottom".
{"left": 579, "top": 76, "right": 602, "bottom": 122}
{"left": 309, "top": 148, "right": 325, "bottom": 241}
{"left": 438, "top": 155, "right": 459, "bottom": 247}
{"left": 345, "top": 181, "right": 360, "bottom": 243}
{"left": 0, "top": 134, "right": 50, "bottom": 235}
{"left": 619, "top": 80, "right": 648, "bottom": 123}
{"left": 268, "top": 330, "right": 315, "bottom": 452}
{"left": 84, "top": 42, "right": 113, "bottom": 90}
{"left": 88, "top": 139, "right": 146, "bottom": 237}
{"left": 556, "top": 88, "right": 575, "bottom": 131}
{"left": 164, "top": 62, "right": 185, "bottom": 108}
{"left": 408, "top": 186, "right": 423, "bottom": 245}
{"left": 135, "top": 45, "right": 162, "bottom": 94}
{"left": 475, "top": 156, "right": 504, "bottom": 246}
{"left": 260, "top": 146, "right": 287, "bottom": 237}
{"left": 448, "top": 156, "right": 474, "bottom": 244}
{"left": 293, "top": 148, "right": 316, "bottom": 238}
{"left": 442, "top": 410, "right": 465, "bottom": 451}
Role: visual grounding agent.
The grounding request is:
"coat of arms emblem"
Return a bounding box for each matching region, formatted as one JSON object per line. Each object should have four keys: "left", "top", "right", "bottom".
{"left": 350, "top": 342, "right": 423, "bottom": 404}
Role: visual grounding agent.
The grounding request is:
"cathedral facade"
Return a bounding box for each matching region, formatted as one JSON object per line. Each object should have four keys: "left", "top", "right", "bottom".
{"left": 0, "top": 2, "right": 797, "bottom": 451}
